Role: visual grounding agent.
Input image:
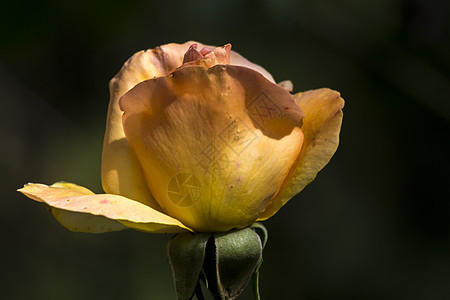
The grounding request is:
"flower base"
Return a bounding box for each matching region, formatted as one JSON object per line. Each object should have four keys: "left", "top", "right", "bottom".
{"left": 168, "top": 223, "right": 268, "bottom": 300}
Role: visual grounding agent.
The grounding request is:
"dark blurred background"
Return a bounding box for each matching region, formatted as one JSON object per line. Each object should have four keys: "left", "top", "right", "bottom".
{"left": 2, "top": 0, "right": 449, "bottom": 299}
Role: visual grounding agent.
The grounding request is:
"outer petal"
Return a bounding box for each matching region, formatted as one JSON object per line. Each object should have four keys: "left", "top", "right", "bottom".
{"left": 18, "top": 183, "right": 191, "bottom": 233}
{"left": 102, "top": 41, "right": 208, "bottom": 209}
{"left": 46, "top": 182, "right": 126, "bottom": 233}
{"left": 120, "top": 65, "right": 304, "bottom": 232}
{"left": 258, "top": 88, "right": 345, "bottom": 220}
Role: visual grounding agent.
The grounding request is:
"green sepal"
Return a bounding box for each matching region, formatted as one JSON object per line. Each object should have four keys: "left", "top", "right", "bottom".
{"left": 250, "top": 223, "right": 268, "bottom": 300}
{"left": 214, "top": 227, "right": 263, "bottom": 299}
{"left": 168, "top": 232, "right": 211, "bottom": 300}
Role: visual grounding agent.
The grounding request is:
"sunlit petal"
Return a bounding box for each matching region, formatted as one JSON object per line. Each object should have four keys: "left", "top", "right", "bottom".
{"left": 259, "top": 88, "right": 344, "bottom": 220}
{"left": 120, "top": 65, "right": 304, "bottom": 232}
{"left": 18, "top": 183, "right": 191, "bottom": 233}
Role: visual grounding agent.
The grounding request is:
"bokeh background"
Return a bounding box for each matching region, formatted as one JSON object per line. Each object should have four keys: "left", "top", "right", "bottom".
{"left": 2, "top": 0, "right": 449, "bottom": 299}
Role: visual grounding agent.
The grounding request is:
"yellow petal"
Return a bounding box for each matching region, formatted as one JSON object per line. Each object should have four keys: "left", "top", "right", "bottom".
{"left": 120, "top": 65, "right": 304, "bottom": 232}
{"left": 50, "top": 181, "right": 95, "bottom": 194}
{"left": 18, "top": 183, "right": 191, "bottom": 233}
{"left": 102, "top": 41, "right": 209, "bottom": 209}
{"left": 50, "top": 209, "right": 127, "bottom": 233}
{"left": 44, "top": 182, "right": 125, "bottom": 233}
{"left": 258, "top": 88, "right": 344, "bottom": 220}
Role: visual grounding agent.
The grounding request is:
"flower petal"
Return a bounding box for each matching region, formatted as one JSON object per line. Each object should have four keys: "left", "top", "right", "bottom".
{"left": 20, "top": 182, "right": 125, "bottom": 233}
{"left": 51, "top": 209, "right": 127, "bottom": 233}
{"left": 278, "top": 80, "right": 293, "bottom": 92}
{"left": 258, "top": 88, "right": 344, "bottom": 220}
{"left": 181, "top": 43, "right": 231, "bottom": 69}
{"left": 18, "top": 183, "right": 192, "bottom": 233}
{"left": 120, "top": 65, "right": 304, "bottom": 232}
{"left": 229, "top": 51, "right": 275, "bottom": 83}
{"left": 103, "top": 42, "right": 275, "bottom": 211}
{"left": 102, "top": 41, "right": 208, "bottom": 209}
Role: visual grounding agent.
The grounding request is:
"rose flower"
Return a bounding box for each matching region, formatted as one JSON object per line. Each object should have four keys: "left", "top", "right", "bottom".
{"left": 18, "top": 41, "right": 344, "bottom": 233}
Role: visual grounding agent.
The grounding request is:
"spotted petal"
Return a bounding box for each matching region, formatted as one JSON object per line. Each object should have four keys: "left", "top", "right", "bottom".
{"left": 18, "top": 183, "right": 191, "bottom": 233}
{"left": 259, "top": 88, "right": 344, "bottom": 220}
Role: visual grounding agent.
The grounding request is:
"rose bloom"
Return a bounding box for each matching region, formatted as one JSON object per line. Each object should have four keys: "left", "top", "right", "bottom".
{"left": 19, "top": 41, "right": 344, "bottom": 233}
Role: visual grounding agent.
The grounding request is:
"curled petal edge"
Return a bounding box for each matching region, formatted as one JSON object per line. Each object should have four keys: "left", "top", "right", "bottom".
{"left": 258, "top": 88, "right": 344, "bottom": 220}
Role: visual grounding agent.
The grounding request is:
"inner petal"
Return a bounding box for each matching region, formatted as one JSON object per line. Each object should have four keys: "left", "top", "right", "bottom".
{"left": 180, "top": 43, "right": 231, "bottom": 69}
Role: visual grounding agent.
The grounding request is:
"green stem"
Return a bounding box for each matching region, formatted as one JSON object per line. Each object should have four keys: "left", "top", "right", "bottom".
{"left": 252, "top": 270, "right": 261, "bottom": 300}
{"left": 250, "top": 223, "right": 267, "bottom": 300}
{"left": 194, "top": 282, "right": 206, "bottom": 300}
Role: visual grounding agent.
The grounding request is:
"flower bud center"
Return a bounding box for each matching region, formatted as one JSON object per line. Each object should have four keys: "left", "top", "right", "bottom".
{"left": 181, "top": 43, "right": 232, "bottom": 69}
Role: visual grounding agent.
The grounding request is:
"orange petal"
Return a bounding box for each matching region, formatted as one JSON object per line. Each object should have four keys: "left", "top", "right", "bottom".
{"left": 120, "top": 65, "right": 304, "bottom": 232}
{"left": 18, "top": 183, "right": 191, "bottom": 233}
{"left": 102, "top": 41, "right": 209, "bottom": 209}
{"left": 258, "top": 88, "right": 344, "bottom": 220}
